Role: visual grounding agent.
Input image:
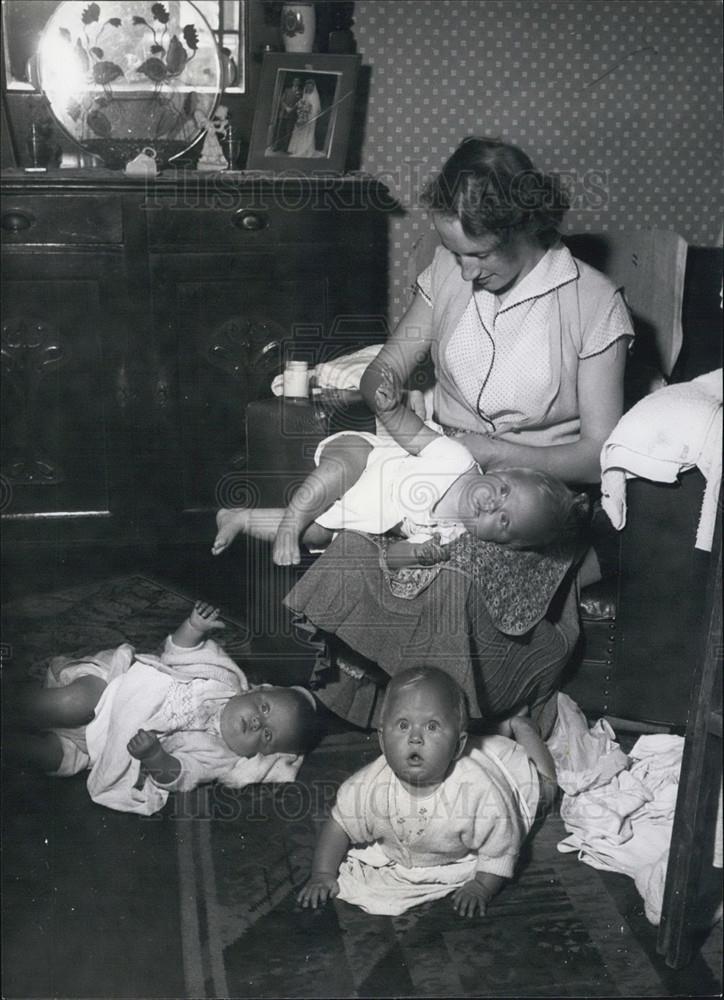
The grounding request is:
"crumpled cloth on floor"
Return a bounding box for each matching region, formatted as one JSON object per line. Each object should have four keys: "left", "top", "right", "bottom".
{"left": 600, "top": 368, "right": 722, "bottom": 550}
{"left": 547, "top": 693, "right": 683, "bottom": 925}
{"left": 284, "top": 531, "right": 580, "bottom": 735}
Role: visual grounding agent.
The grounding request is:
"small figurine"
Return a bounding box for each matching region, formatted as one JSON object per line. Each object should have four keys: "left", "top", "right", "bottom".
{"left": 212, "top": 105, "right": 231, "bottom": 142}
{"left": 196, "top": 109, "right": 228, "bottom": 171}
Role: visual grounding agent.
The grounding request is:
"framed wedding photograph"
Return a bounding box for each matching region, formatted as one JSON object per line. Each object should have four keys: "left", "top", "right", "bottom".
{"left": 246, "top": 52, "right": 361, "bottom": 174}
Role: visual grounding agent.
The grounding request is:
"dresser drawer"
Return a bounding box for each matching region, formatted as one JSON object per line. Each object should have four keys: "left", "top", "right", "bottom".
{"left": 143, "top": 200, "right": 349, "bottom": 249}
{"left": 0, "top": 195, "right": 123, "bottom": 245}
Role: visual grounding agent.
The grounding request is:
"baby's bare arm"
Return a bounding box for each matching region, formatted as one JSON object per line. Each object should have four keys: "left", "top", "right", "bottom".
{"left": 386, "top": 535, "right": 452, "bottom": 569}
{"left": 171, "top": 601, "right": 226, "bottom": 648}
{"left": 297, "top": 817, "right": 350, "bottom": 909}
{"left": 509, "top": 716, "right": 557, "bottom": 783}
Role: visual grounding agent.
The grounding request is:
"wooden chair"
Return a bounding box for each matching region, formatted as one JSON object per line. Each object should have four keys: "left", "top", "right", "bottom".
{"left": 410, "top": 227, "right": 695, "bottom": 729}
{"left": 657, "top": 515, "right": 722, "bottom": 967}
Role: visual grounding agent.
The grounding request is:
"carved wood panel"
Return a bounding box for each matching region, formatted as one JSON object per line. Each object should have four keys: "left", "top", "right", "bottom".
{"left": 148, "top": 251, "right": 328, "bottom": 516}
{"left": 1, "top": 263, "right": 131, "bottom": 528}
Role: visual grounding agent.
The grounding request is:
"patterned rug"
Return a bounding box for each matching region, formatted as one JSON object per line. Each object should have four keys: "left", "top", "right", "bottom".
{"left": 176, "top": 742, "right": 723, "bottom": 1000}
{"left": 1, "top": 574, "right": 253, "bottom": 684}
{"left": 2, "top": 575, "right": 721, "bottom": 998}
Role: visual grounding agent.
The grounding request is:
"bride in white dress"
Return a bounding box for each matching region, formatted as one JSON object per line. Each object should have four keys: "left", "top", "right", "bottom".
{"left": 288, "top": 79, "right": 322, "bottom": 157}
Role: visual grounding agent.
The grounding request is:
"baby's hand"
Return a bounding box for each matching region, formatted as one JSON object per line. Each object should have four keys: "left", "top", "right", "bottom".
{"left": 415, "top": 533, "right": 452, "bottom": 566}
{"left": 452, "top": 878, "right": 492, "bottom": 918}
{"left": 374, "top": 365, "right": 403, "bottom": 413}
{"left": 495, "top": 705, "right": 529, "bottom": 739}
{"left": 297, "top": 874, "right": 340, "bottom": 909}
{"left": 189, "top": 601, "right": 226, "bottom": 633}
{"left": 127, "top": 729, "right": 161, "bottom": 760}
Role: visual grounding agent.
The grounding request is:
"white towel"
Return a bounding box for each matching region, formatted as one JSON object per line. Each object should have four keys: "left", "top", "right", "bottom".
{"left": 549, "top": 696, "right": 685, "bottom": 925}
{"left": 600, "top": 369, "right": 723, "bottom": 550}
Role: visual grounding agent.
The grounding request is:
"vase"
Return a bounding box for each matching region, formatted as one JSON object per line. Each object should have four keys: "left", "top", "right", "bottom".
{"left": 280, "top": 2, "right": 316, "bottom": 53}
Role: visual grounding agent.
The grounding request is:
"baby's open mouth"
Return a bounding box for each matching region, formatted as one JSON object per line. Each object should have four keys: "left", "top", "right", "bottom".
{"left": 407, "top": 752, "right": 424, "bottom": 765}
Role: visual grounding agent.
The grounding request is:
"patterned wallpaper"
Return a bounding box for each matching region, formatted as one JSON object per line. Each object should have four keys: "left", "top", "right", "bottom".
{"left": 352, "top": 0, "right": 723, "bottom": 321}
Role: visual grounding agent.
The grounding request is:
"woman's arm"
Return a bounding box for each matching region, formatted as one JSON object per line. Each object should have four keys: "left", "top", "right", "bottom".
{"left": 459, "top": 338, "right": 628, "bottom": 483}
{"left": 360, "top": 292, "right": 434, "bottom": 413}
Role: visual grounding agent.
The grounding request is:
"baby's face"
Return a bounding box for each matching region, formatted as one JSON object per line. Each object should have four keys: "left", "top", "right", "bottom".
{"left": 220, "top": 686, "right": 301, "bottom": 757}
{"left": 458, "top": 470, "right": 552, "bottom": 546}
{"left": 379, "top": 681, "right": 466, "bottom": 791}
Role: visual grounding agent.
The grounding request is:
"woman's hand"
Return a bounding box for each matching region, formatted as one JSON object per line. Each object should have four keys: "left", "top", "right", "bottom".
{"left": 457, "top": 432, "right": 501, "bottom": 470}
{"left": 374, "top": 364, "right": 404, "bottom": 413}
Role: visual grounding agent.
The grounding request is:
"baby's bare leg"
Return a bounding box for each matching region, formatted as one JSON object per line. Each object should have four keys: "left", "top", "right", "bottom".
{"left": 15, "top": 675, "right": 107, "bottom": 730}
{"left": 273, "top": 438, "right": 372, "bottom": 566}
{"left": 3, "top": 731, "right": 64, "bottom": 773}
{"left": 213, "top": 507, "right": 286, "bottom": 555}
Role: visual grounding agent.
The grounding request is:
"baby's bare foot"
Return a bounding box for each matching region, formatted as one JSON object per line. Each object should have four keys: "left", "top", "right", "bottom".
{"left": 212, "top": 509, "right": 251, "bottom": 555}
{"left": 272, "top": 525, "right": 302, "bottom": 566}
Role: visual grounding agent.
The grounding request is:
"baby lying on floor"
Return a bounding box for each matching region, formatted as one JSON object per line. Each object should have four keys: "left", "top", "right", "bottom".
{"left": 6, "top": 602, "right": 318, "bottom": 815}
{"left": 297, "top": 666, "right": 557, "bottom": 917}
{"left": 213, "top": 365, "right": 589, "bottom": 567}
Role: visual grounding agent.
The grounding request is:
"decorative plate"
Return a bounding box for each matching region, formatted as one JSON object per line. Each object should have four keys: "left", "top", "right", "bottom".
{"left": 37, "top": 0, "right": 222, "bottom": 168}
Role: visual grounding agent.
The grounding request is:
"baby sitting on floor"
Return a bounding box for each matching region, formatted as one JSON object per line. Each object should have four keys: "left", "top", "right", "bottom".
{"left": 213, "top": 365, "right": 589, "bottom": 567}
{"left": 6, "top": 602, "right": 318, "bottom": 815}
{"left": 297, "top": 666, "right": 557, "bottom": 917}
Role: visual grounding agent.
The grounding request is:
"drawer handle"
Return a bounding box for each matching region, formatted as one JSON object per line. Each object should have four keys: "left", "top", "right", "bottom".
{"left": 2, "top": 211, "right": 35, "bottom": 233}
{"left": 232, "top": 210, "right": 268, "bottom": 232}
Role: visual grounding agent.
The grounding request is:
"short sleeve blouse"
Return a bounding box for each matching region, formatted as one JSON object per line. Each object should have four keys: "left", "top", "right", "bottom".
{"left": 415, "top": 243, "right": 634, "bottom": 446}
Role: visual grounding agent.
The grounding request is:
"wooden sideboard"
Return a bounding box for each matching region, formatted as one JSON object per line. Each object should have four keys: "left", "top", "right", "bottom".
{"left": 0, "top": 171, "right": 390, "bottom": 544}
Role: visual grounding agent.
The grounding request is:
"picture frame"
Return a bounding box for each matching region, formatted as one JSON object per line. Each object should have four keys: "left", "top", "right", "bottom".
{"left": 246, "top": 52, "right": 360, "bottom": 174}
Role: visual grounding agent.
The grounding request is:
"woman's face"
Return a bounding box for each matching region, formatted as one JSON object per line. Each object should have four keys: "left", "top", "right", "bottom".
{"left": 432, "top": 214, "right": 544, "bottom": 296}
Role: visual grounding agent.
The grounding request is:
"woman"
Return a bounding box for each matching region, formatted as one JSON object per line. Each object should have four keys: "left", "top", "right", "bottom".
{"left": 288, "top": 80, "right": 321, "bottom": 158}
{"left": 360, "top": 137, "right": 633, "bottom": 484}
{"left": 285, "top": 138, "right": 633, "bottom": 736}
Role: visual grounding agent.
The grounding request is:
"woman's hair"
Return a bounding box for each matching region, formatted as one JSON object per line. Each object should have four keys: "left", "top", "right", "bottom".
{"left": 380, "top": 666, "right": 469, "bottom": 734}
{"left": 507, "top": 469, "right": 592, "bottom": 551}
{"left": 420, "top": 136, "right": 570, "bottom": 249}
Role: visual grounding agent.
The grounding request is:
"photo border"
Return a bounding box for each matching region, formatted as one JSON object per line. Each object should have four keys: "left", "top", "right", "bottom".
{"left": 246, "top": 52, "right": 361, "bottom": 174}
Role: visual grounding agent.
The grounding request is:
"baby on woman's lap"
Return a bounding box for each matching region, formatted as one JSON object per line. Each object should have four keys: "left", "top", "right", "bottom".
{"left": 213, "top": 365, "right": 590, "bottom": 567}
